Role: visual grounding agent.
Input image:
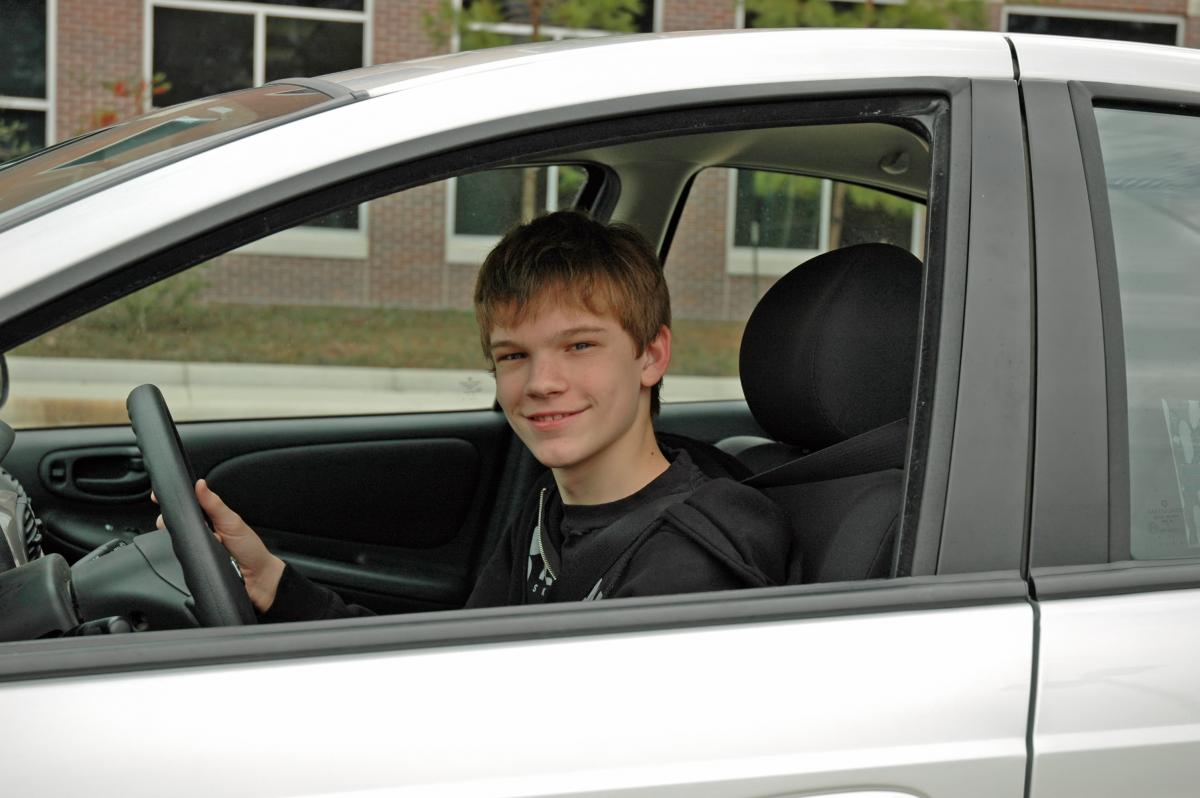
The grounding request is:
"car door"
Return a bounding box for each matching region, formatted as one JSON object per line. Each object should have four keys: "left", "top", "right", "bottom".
{"left": 1017, "top": 35, "right": 1200, "bottom": 792}
{"left": 1017, "top": 38, "right": 1200, "bottom": 796}
{"left": 0, "top": 33, "right": 1035, "bottom": 797}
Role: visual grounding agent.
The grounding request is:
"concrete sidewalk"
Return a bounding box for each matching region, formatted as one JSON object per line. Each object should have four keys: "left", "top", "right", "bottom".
{"left": 2, "top": 357, "right": 744, "bottom": 427}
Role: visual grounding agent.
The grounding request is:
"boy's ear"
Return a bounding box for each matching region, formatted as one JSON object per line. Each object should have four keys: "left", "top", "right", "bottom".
{"left": 640, "top": 325, "right": 671, "bottom": 388}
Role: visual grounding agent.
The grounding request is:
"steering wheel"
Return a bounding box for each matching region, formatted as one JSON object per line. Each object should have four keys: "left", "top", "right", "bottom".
{"left": 126, "top": 384, "right": 257, "bottom": 627}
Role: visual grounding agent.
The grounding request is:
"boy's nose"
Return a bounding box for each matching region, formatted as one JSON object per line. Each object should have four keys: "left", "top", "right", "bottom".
{"left": 525, "top": 355, "right": 566, "bottom": 396}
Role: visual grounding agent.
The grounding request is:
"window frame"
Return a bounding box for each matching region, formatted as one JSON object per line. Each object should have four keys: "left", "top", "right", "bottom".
{"left": 145, "top": 0, "right": 372, "bottom": 258}
{"left": 0, "top": 0, "right": 56, "bottom": 153}
{"left": 1026, "top": 79, "right": 1200, "bottom": 598}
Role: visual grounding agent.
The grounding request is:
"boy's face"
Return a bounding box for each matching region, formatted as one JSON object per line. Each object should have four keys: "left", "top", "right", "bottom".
{"left": 489, "top": 301, "right": 669, "bottom": 482}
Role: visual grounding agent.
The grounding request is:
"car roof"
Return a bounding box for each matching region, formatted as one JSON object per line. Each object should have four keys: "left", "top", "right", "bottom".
{"left": 323, "top": 28, "right": 1016, "bottom": 97}
{"left": 1010, "top": 32, "right": 1200, "bottom": 92}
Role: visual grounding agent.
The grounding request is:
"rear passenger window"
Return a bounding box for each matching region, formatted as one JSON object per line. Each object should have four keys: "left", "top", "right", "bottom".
{"left": 1095, "top": 107, "right": 1200, "bottom": 559}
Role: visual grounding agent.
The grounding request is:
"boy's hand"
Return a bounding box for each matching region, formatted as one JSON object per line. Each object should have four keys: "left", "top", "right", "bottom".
{"left": 155, "top": 479, "right": 286, "bottom": 614}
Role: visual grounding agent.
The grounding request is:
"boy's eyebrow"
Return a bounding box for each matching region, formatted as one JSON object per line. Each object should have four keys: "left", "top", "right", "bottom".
{"left": 489, "top": 326, "right": 610, "bottom": 351}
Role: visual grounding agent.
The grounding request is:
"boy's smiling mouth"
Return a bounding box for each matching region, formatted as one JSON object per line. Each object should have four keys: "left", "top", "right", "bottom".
{"left": 525, "top": 409, "right": 586, "bottom": 429}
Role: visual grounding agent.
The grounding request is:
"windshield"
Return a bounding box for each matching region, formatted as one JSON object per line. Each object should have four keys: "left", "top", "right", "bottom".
{"left": 0, "top": 83, "right": 341, "bottom": 226}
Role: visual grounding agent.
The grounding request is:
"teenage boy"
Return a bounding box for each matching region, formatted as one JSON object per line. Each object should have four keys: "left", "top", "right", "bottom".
{"left": 182, "top": 211, "right": 793, "bottom": 619}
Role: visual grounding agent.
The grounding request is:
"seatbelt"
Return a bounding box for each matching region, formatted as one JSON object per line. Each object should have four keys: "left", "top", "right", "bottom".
{"left": 552, "top": 489, "right": 692, "bottom": 602}
{"left": 742, "top": 417, "right": 909, "bottom": 489}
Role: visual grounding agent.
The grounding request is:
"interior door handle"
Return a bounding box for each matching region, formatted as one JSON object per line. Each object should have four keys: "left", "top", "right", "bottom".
{"left": 75, "top": 471, "right": 151, "bottom": 496}
{"left": 40, "top": 446, "right": 151, "bottom": 504}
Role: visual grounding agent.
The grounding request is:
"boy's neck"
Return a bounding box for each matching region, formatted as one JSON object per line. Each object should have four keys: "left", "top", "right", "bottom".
{"left": 552, "top": 419, "right": 668, "bottom": 505}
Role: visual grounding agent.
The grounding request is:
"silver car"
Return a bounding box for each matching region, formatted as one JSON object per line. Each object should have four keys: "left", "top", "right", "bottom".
{"left": 1, "top": 28, "right": 1198, "bottom": 797}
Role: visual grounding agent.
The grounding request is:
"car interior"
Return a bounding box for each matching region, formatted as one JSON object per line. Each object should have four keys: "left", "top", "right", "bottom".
{"left": 0, "top": 97, "right": 938, "bottom": 641}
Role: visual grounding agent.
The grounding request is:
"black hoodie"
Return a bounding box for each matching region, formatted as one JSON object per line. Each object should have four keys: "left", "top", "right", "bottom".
{"left": 465, "top": 449, "right": 794, "bottom": 607}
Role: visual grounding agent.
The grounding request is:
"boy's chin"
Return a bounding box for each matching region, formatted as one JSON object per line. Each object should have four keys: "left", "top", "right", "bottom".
{"left": 525, "top": 441, "right": 590, "bottom": 471}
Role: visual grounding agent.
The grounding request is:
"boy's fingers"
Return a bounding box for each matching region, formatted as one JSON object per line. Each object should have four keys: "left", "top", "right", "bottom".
{"left": 195, "top": 479, "right": 241, "bottom": 528}
{"left": 155, "top": 514, "right": 164, "bottom": 529}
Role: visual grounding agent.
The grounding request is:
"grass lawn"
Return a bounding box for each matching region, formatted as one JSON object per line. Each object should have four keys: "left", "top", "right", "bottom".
{"left": 14, "top": 300, "right": 744, "bottom": 377}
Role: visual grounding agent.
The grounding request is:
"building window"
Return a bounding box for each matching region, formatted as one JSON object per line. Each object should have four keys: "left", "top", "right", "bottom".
{"left": 1003, "top": 6, "right": 1183, "bottom": 46}
{"left": 0, "top": 0, "right": 54, "bottom": 162}
{"left": 446, "top": 165, "right": 588, "bottom": 263}
{"left": 151, "top": 0, "right": 368, "bottom": 253}
{"left": 727, "top": 168, "right": 925, "bottom": 277}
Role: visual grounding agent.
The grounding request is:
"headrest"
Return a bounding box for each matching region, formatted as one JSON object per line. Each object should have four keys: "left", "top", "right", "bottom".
{"left": 739, "top": 243, "right": 922, "bottom": 450}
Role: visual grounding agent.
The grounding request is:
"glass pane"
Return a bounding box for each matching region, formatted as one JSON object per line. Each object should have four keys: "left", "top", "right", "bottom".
{"left": 207, "top": 0, "right": 364, "bottom": 9}
{"left": 837, "top": 183, "right": 915, "bottom": 249}
{"left": 0, "top": 85, "right": 331, "bottom": 219}
{"left": 0, "top": 108, "right": 45, "bottom": 163}
{"left": 1006, "top": 13, "right": 1178, "bottom": 46}
{"left": 266, "top": 17, "right": 364, "bottom": 82}
{"left": 463, "top": 0, "right": 650, "bottom": 34}
{"left": 153, "top": 8, "right": 254, "bottom": 106}
{"left": 454, "top": 166, "right": 585, "bottom": 236}
{"left": 734, "top": 170, "right": 821, "bottom": 250}
{"left": 1096, "top": 107, "right": 1200, "bottom": 559}
{"left": 0, "top": 0, "right": 46, "bottom": 98}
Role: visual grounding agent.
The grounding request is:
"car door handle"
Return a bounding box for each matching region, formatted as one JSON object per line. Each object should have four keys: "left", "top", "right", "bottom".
{"left": 74, "top": 471, "right": 151, "bottom": 496}
{"left": 40, "top": 446, "right": 152, "bottom": 504}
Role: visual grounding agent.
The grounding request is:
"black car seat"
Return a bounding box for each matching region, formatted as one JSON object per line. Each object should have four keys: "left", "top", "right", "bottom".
{"left": 731, "top": 242, "right": 923, "bottom": 584}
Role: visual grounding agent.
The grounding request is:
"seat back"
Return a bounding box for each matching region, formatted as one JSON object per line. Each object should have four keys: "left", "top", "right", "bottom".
{"left": 736, "top": 243, "right": 923, "bottom": 583}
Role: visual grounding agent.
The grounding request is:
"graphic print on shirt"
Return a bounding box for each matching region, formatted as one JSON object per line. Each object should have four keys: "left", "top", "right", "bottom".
{"left": 526, "top": 523, "right": 555, "bottom": 600}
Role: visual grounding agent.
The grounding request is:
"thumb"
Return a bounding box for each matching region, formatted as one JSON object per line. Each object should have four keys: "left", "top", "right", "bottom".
{"left": 195, "top": 479, "right": 243, "bottom": 533}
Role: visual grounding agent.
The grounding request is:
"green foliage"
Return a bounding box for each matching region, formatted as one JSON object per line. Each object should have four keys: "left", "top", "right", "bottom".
{"left": 423, "top": 0, "right": 512, "bottom": 51}
{"left": 0, "top": 119, "right": 33, "bottom": 163}
{"left": 424, "top": 0, "right": 644, "bottom": 52}
{"left": 844, "top": 183, "right": 915, "bottom": 217}
{"left": 548, "top": 0, "right": 643, "bottom": 33}
{"left": 744, "top": 0, "right": 986, "bottom": 31}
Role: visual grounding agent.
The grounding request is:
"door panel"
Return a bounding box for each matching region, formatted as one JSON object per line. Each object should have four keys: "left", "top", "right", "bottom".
{"left": 3, "top": 409, "right": 513, "bottom": 613}
{"left": 1031, "top": 587, "right": 1200, "bottom": 797}
{"left": 3, "top": 597, "right": 1033, "bottom": 798}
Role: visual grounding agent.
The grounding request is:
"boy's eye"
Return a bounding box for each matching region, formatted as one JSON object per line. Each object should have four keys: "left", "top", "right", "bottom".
{"left": 569, "top": 342, "right": 593, "bottom": 352}
{"left": 495, "top": 352, "right": 525, "bottom": 363}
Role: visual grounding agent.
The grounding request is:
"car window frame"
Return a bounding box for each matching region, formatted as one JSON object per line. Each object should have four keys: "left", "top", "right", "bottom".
{"left": 1028, "top": 78, "right": 1200, "bottom": 597}
{"left": 0, "top": 79, "right": 1031, "bottom": 680}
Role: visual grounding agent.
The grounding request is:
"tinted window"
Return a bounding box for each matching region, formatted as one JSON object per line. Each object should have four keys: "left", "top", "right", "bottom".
{"left": 1096, "top": 107, "right": 1200, "bottom": 558}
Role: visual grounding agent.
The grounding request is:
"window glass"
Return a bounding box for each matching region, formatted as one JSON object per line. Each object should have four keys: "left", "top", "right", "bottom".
{"left": 265, "top": 17, "right": 364, "bottom": 82}
{"left": 462, "top": 0, "right": 652, "bottom": 35}
{"left": 1006, "top": 12, "right": 1179, "bottom": 46}
{"left": 1096, "top": 107, "right": 1200, "bottom": 559}
{"left": 666, "top": 166, "right": 925, "bottom": 399}
{"left": 3, "top": 167, "right": 589, "bottom": 429}
{"left": 0, "top": 0, "right": 47, "bottom": 98}
{"left": 153, "top": 8, "right": 255, "bottom": 106}
{"left": 208, "top": 0, "right": 364, "bottom": 8}
{"left": 455, "top": 166, "right": 585, "bottom": 237}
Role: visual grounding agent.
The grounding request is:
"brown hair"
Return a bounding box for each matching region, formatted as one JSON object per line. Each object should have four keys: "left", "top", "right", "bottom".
{"left": 474, "top": 210, "right": 671, "bottom": 414}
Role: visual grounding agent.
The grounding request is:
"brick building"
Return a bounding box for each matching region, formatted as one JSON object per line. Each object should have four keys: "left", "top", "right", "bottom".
{"left": 1, "top": 0, "right": 1193, "bottom": 321}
